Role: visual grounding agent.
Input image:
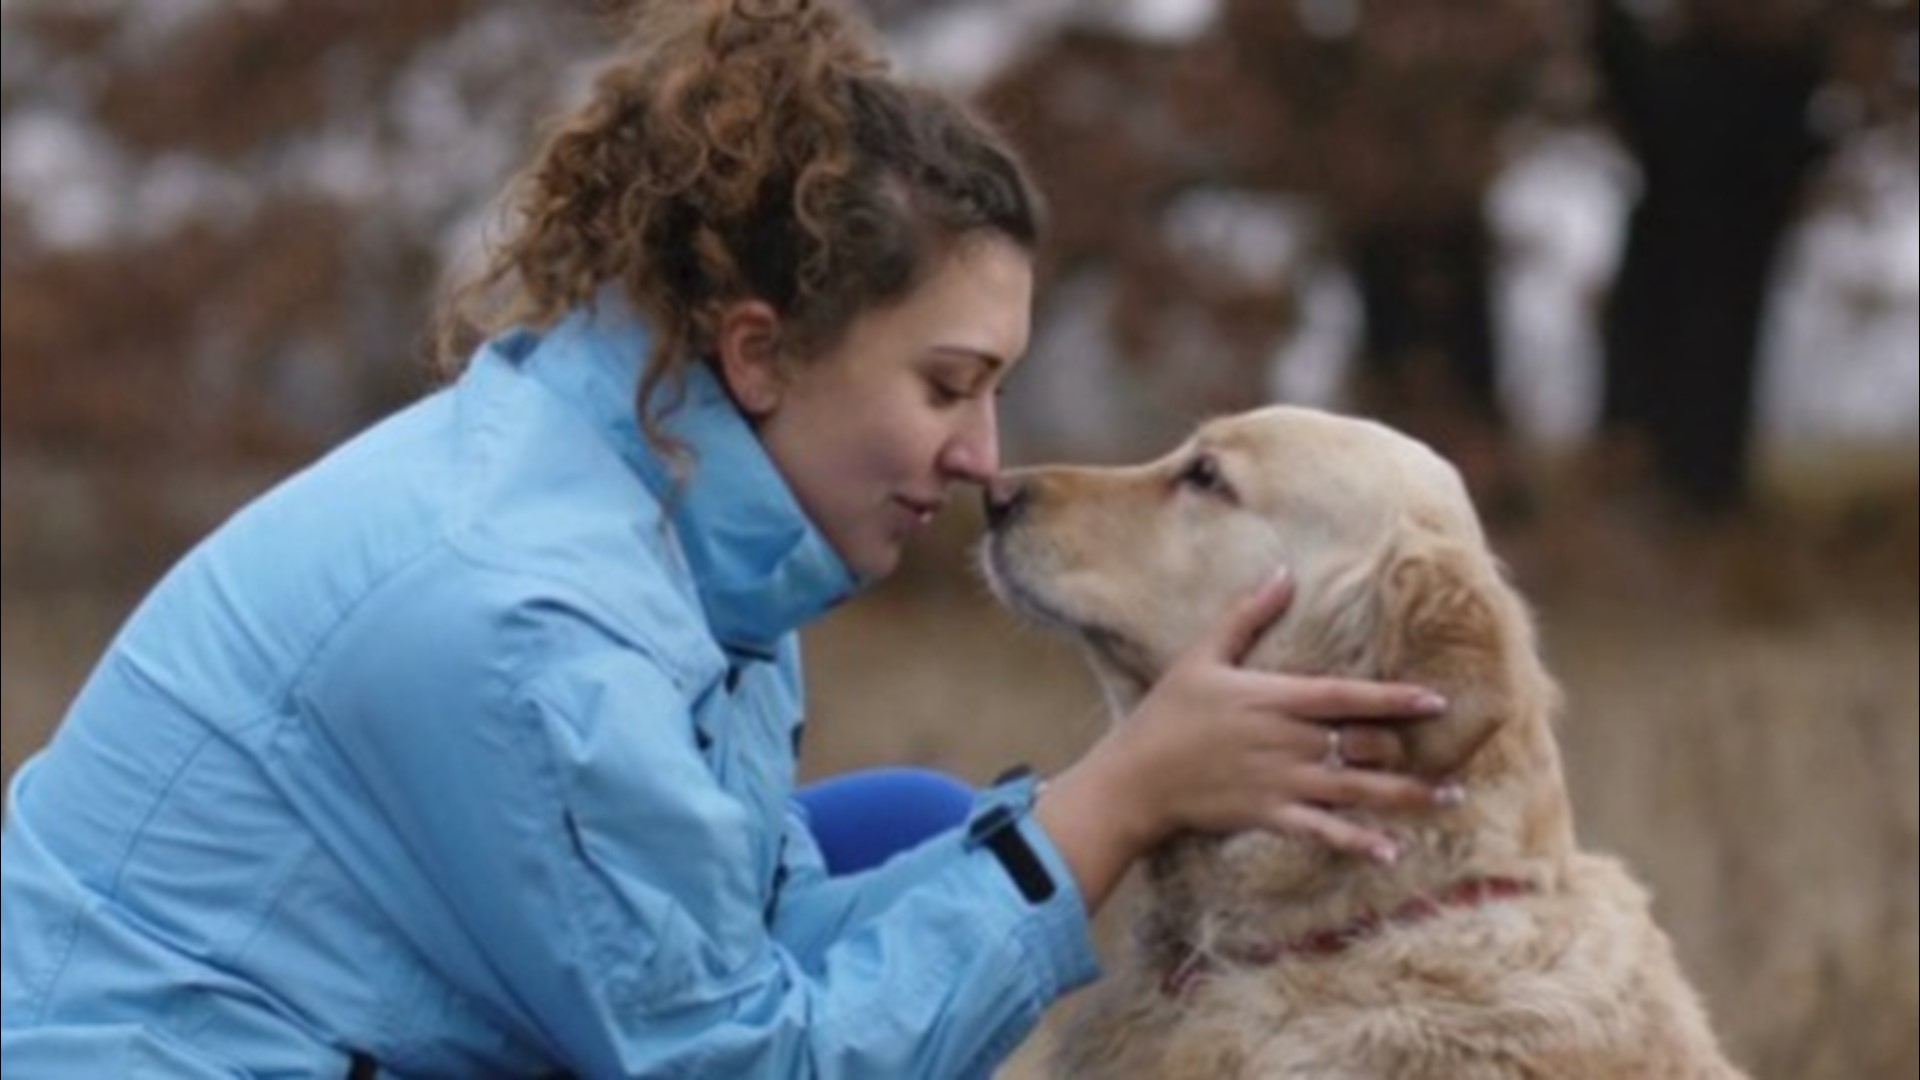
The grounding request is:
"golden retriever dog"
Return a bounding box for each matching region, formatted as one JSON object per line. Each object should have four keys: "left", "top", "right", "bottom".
{"left": 982, "top": 405, "right": 1745, "bottom": 1079}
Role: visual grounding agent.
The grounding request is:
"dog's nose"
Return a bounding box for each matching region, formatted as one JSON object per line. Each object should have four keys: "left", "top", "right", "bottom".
{"left": 983, "top": 476, "right": 1029, "bottom": 531}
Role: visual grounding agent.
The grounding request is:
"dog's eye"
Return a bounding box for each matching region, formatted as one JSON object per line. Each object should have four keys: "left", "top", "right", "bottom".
{"left": 1177, "top": 453, "right": 1236, "bottom": 502}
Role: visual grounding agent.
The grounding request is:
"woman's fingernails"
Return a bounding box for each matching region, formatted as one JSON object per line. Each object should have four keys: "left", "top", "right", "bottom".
{"left": 1370, "top": 842, "right": 1401, "bottom": 866}
{"left": 1415, "top": 691, "right": 1449, "bottom": 713}
{"left": 1267, "top": 564, "right": 1292, "bottom": 588}
{"left": 1434, "top": 783, "right": 1468, "bottom": 808}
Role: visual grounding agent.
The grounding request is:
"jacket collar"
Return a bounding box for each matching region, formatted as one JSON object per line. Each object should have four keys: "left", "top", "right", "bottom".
{"left": 512, "top": 299, "right": 858, "bottom": 659}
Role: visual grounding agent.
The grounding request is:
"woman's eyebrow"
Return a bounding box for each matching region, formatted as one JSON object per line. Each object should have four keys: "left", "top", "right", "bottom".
{"left": 928, "top": 345, "right": 1007, "bottom": 373}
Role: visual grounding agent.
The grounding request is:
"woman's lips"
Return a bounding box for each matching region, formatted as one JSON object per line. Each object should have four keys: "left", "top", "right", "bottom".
{"left": 893, "top": 495, "right": 943, "bottom": 532}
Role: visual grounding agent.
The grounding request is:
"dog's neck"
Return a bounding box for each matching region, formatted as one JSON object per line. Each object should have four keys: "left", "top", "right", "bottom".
{"left": 1138, "top": 767, "right": 1570, "bottom": 956}
{"left": 1154, "top": 872, "right": 1541, "bottom": 997}
{"left": 1105, "top": 667, "right": 1577, "bottom": 984}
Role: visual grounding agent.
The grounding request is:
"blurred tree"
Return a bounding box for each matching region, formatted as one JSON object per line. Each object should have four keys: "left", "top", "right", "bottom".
{"left": 1592, "top": 0, "right": 1917, "bottom": 519}
{"left": 3, "top": 0, "right": 1911, "bottom": 514}
{"left": 1, "top": 196, "right": 27, "bottom": 271}
{"left": 980, "top": 28, "right": 1302, "bottom": 456}
{"left": 1595, "top": 0, "right": 1827, "bottom": 518}
{"left": 0, "top": 0, "right": 606, "bottom": 576}
{"left": 0, "top": 0, "right": 600, "bottom": 467}
{"left": 1226, "top": 0, "right": 1560, "bottom": 513}
{"left": 981, "top": 0, "right": 1566, "bottom": 504}
{"left": 96, "top": 1, "right": 482, "bottom": 159}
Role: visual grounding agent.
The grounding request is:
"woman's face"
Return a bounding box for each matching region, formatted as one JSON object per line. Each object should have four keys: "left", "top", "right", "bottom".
{"left": 748, "top": 236, "right": 1032, "bottom": 582}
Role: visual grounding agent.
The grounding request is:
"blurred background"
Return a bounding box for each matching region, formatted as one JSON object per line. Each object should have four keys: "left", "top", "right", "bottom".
{"left": 2, "top": 1, "right": 1915, "bottom": 1076}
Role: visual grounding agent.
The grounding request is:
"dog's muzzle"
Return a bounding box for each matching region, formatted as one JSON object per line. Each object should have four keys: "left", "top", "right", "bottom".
{"left": 983, "top": 477, "right": 1029, "bottom": 532}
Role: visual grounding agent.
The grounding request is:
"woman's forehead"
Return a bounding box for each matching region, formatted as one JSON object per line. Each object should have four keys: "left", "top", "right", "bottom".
{"left": 836, "top": 237, "right": 1031, "bottom": 362}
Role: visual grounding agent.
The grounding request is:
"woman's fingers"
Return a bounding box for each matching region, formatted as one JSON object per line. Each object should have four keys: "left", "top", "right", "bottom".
{"left": 1264, "top": 767, "right": 1467, "bottom": 863}
{"left": 1120, "top": 571, "right": 1470, "bottom": 850}
{"left": 1195, "top": 571, "right": 1444, "bottom": 724}
{"left": 1295, "top": 762, "right": 1462, "bottom": 813}
{"left": 1200, "top": 566, "right": 1296, "bottom": 664}
{"left": 1268, "top": 803, "right": 1402, "bottom": 865}
{"left": 1228, "top": 670, "right": 1448, "bottom": 722}
{"left": 1317, "top": 724, "right": 1406, "bottom": 770}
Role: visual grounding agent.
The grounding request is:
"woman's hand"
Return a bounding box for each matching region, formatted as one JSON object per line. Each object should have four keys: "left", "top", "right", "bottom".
{"left": 1033, "top": 567, "right": 1457, "bottom": 912}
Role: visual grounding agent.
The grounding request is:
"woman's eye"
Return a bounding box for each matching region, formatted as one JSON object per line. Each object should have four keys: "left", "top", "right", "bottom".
{"left": 1177, "top": 454, "right": 1236, "bottom": 501}
{"left": 927, "top": 379, "right": 971, "bottom": 406}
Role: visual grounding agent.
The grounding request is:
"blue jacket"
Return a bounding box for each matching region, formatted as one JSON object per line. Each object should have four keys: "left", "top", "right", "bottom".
{"left": 1, "top": 304, "right": 1097, "bottom": 1078}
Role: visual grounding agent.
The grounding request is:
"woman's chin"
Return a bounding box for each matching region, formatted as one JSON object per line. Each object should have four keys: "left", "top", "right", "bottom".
{"left": 842, "top": 538, "right": 905, "bottom": 585}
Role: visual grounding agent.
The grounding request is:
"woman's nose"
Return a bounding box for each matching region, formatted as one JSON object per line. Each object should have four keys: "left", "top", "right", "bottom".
{"left": 938, "top": 407, "right": 1000, "bottom": 484}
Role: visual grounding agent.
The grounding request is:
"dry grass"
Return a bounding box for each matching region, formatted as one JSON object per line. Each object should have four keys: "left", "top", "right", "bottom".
{"left": 4, "top": 478, "right": 1915, "bottom": 1080}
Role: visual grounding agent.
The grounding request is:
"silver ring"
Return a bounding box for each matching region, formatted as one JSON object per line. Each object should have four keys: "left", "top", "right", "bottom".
{"left": 1323, "top": 726, "right": 1346, "bottom": 770}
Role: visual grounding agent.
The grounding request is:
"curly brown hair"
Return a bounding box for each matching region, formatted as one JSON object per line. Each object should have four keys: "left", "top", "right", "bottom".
{"left": 434, "top": 0, "right": 1043, "bottom": 448}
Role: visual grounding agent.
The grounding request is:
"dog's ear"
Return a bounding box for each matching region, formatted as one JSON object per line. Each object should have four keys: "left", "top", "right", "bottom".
{"left": 1246, "top": 525, "right": 1514, "bottom": 779}
{"left": 1366, "top": 532, "right": 1512, "bottom": 780}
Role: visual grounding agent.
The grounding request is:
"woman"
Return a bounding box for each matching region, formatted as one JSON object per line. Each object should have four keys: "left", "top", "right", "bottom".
{"left": 1, "top": 2, "right": 1452, "bottom": 1076}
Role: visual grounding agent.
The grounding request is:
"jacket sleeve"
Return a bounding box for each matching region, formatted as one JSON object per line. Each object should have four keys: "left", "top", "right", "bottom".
{"left": 766, "top": 803, "right": 964, "bottom": 967}
{"left": 297, "top": 569, "right": 1098, "bottom": 1079}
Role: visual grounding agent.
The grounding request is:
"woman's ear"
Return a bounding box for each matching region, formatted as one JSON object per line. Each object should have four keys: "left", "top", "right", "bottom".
{"left": 712, "top": 300, "right": 785, "bottom": 418}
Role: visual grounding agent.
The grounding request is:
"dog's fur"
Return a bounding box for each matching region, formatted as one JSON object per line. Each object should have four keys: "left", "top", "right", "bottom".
{"left": 983, "top": 406, "right": 1745, "bottom": 1079}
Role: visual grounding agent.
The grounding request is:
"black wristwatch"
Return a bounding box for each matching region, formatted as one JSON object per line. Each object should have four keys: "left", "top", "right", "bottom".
{"left": 965, "top": 765, "right": 1056, "bottom": 905}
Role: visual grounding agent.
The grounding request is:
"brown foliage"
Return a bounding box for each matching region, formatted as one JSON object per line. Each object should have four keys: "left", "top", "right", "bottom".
{"left": 2, "top": 197, "right": 28, "bottom": 269}
{"left": 2, "top": 0, "right": 575, "bottom": 466}
{"left": 1, "top": 199, "right": 360, "bottom": 460}
{"left": 974, "top": 1, "right": 1566, "bottom": 426}
{"left": 84, "top": 0, "right": 485, "bottom": 160}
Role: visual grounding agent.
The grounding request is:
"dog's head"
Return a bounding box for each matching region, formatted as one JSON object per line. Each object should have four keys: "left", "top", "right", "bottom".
{"left": 983, "top": 404, "right": 1552, "bottom": 785}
